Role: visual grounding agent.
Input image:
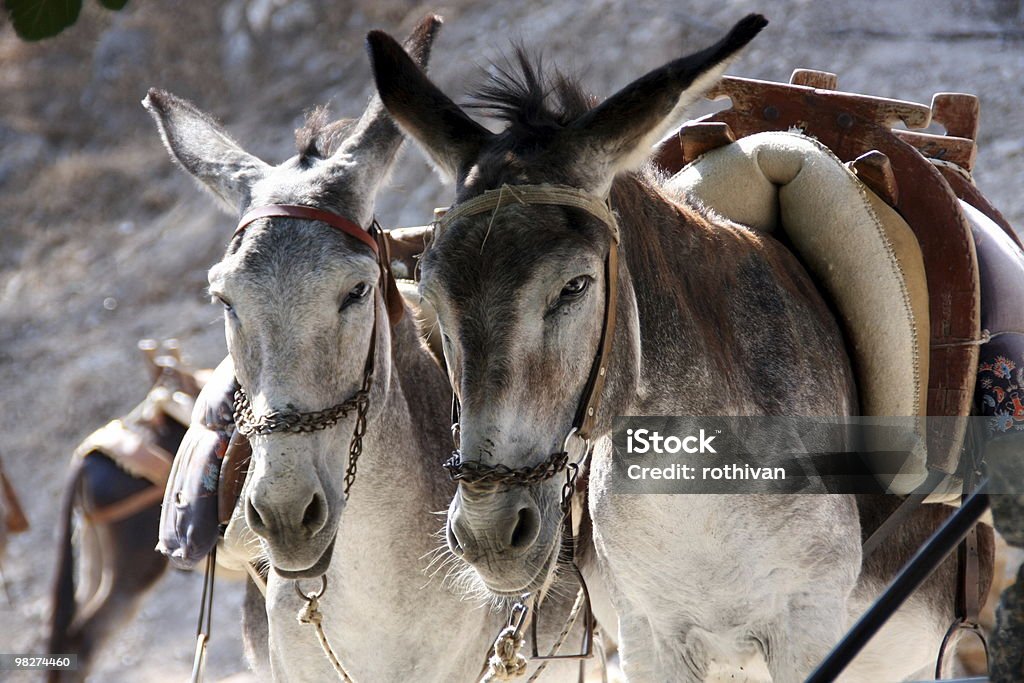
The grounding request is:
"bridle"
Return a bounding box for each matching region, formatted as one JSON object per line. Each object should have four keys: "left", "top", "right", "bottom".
{"left": 435, "top": 183, "right": 621, "bottom": 677}
{"left": 229, "top": 204, "right": 404, "bottom": 499}
{"left": 212, "top": 203, "right": 409, "bottom": 683}
{"left": 440, "top": 184, "right": 620, "bottom": 484}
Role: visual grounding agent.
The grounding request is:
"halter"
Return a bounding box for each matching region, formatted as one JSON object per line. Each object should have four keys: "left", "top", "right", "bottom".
{"left": 230, "top": 203, "right": 403, "bottom": 498}
{"left": 439, "top": 184, "right": 620, "bottom": 489}
{"left": 435, "top": 183, "right": 621, "bottom": 676}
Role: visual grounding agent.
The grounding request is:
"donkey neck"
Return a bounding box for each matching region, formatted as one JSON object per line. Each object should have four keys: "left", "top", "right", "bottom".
{"left": 606, "top": 171, "right": 853, "bottom": 418}
{"left": 610, "top": 173, "right": 780, "bottom": 414}
{"left": 364, "top": 312, "right": 453, "bottom": 505}
{"left": 302, "top": 312, "right": 495, "bottom": 682}
{"left": 343, "top": 311, "right": 453, "bottom": 524}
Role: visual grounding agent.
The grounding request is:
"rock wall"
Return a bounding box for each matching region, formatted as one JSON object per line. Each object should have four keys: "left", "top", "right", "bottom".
{"left": 0, "top": 1, "right": 1021, "bottom": 679}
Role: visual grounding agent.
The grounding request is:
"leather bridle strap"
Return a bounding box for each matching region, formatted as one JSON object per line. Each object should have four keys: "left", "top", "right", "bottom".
{"left": 234, "top": 204, "right": 403, "bottom": 327}
{"left": 437, "top": 183, "right": 620, "bottom": 444}
{"left": 436, "top": 184, "right": 620, "bottom": 243}
{"left": 575, "top": 239, "right": 618, "bottom": 440}
{"left": 235, "top": 204, "right": 379, "bottom": 254}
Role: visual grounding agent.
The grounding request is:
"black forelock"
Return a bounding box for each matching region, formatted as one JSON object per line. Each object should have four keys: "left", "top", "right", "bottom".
{"left": 294, "top": 105, "right": 357, "bottom": 164}
{"left": 467, "top": 46, "right": 594, "bottom": 138}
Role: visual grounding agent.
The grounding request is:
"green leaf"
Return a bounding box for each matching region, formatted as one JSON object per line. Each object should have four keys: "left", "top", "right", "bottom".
{"left": 4, "top": 0, "right": 84, "bottom": 41}
{"left": 96, "top": 0, "right": 127, "bottom": 9}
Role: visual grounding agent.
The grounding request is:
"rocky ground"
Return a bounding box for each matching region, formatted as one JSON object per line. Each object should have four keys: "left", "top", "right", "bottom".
{"left": 1, "top": 0, "right": 1022, "bottom": 680}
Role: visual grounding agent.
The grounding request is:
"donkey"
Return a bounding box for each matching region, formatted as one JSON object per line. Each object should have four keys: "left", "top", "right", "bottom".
{"left": 145, "top": 16, "right": 585, "bottom": 681}
{"left": 367, "top": 15, "right": 989, "bottom": 682}
{"left": 48, "top": 341, "right": 197, "bottom": 682}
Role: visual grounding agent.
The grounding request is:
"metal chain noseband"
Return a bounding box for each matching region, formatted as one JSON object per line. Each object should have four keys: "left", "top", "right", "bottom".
{"left": 232, "top": 370, "right": 371, "bottom": 499}
{"left": 443, "top": 427, "right": 591, "bottom": 492}
{"left": 443, "top": 450, "right": 570, "bottom": 492}
{"left": 233, "top": 388, "right": 369, "bottom": 438}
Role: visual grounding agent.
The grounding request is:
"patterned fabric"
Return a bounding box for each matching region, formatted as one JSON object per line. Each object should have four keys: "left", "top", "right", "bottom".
{"left": 976, "top": 334, "right": 1024, "bottom": 435}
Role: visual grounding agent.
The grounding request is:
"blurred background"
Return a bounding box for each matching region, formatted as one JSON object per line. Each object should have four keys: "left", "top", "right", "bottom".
{"left": 0, "top": 0, "right": 1022, "bottom": 680}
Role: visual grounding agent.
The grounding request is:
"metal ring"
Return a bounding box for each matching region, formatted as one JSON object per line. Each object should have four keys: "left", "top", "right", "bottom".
{"left": 294, "top": 575, "right": 328, "bottom": 601}
{"left": 562, "top": 427, "right": 591, "bottom": 463}
{"left": 508, "top": 596, "right": 531, "bottom": 638}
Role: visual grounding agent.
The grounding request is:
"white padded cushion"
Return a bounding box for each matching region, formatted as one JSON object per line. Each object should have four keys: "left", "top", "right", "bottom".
{"left": 668, "top": 131, "right": 931, "bottom": 494}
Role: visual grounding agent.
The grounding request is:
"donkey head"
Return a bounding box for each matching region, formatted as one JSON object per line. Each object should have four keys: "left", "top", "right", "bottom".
{"left": 368, "top": 15, "right": 766, "bottom": 594}
{"left": 145, "top": 15, "right": 442, "bottom": 578}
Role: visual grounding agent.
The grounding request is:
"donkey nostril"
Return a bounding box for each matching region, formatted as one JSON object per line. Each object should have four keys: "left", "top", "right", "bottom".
{"left": 446, "top": 518, "right": 465, "bottom": 556}
{"left": 509, "top": 505, "right": 540, "bottom": 550}
{"left": 302, "top": 494, "right": 326, "bottom": 533}
{"left": 246, "top": 498, "right": 268, "bottom": 536}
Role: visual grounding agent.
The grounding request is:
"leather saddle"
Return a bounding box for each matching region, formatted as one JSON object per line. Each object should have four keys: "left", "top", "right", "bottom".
{"left": 73, "top": 339, "right": 205, "bottom": 526}
{"left": 654, "top": 68, "right": 1022, "bottom": 496}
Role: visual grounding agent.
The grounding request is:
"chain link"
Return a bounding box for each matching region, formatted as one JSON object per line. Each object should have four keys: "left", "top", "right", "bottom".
{"left": 442, "top": 450, "right": 569, "bottom": 492}
{"left": 560, "top": 462, "right": 579, "bottom": 513}
{"left": 233, "top": 389, "right": 370, "bottom": 437}
{"left": 343, "top": 391, "right": 370, "bottom": 496}
{"left": 232, "top": 369, "right": 372, "bottom": 500}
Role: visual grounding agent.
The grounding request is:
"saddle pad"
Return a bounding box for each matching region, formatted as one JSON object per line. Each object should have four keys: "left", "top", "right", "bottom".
{"left": 669, "top": 131, "right": 932, "bottom": 494}
{"left": 73, "top": 419, "right": 174, "bottom": 487}
{"left": 158, "top": 356, "right": 236, "bottom": 569}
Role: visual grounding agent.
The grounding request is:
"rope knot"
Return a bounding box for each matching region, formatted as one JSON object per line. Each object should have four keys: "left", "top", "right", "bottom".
{"left": 298, "top": 596, "right": 324, "bottom": 626}
{"left": 484, "top": 625, "right": 528, "bottom": 681}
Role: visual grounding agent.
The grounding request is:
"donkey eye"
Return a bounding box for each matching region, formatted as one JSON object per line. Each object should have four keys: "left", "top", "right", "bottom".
{"left": 559, "top": 276, "right": 591, "bottom": 301}
{"left": 340, "top": 282, "right": 372, "bottom": 310}
{"left": 213, "top": 294, "right": 234, "bottom": 314}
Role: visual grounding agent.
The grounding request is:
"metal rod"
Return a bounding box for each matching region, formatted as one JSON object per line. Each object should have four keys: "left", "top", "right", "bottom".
{"left": 806, "top": 480, "right": 990, "bottom": 683}
{"left": 862, "top": 469, "right": 946, "bottom": 560}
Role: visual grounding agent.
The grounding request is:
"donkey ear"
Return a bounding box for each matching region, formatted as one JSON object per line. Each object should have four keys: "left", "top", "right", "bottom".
{"left": 335, "top": 15, "right": 444, "bottom": 174}
{"left": 143, "top": 89, "right": 269, "bottom": 212}
{"left": 569, "top": 14, "right": 767, "bottom": 194}
{"left": 366, "top": 29, "right": 491, "bottom": 181}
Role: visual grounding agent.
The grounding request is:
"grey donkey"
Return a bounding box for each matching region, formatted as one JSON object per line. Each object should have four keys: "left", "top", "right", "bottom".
{"left": 367, "top": 13, "right": 993, "bottom": 682}
{"left": 145, "top": 15, "right": 585, "bottom": 682}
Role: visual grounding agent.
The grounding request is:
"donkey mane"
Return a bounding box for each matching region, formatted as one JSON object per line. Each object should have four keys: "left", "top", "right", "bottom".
{"left": 294, "top": 105, "right": 356, "bottom": 163}
{"left": 468, "top": 48, "right": 593, "bottom": 139}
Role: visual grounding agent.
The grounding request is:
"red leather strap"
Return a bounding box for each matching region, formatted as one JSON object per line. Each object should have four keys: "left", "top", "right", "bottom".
{"left": 234, "top": 204, "right": 379, "bottom": 255}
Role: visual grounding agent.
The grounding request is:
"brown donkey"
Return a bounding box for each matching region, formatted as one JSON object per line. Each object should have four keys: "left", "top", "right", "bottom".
{"left": 368, "top": 15, "right": 989, "bottom": 682}
{"left": 47, "top": 341, "right": 199, "bottom": 682}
